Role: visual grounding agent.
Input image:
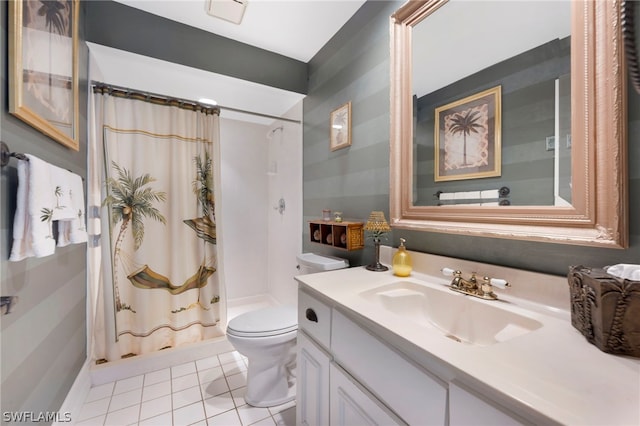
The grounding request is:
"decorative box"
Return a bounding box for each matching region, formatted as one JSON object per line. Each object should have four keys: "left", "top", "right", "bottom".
{"left": 568, "top": 265, "right": 640, "bottom": 358}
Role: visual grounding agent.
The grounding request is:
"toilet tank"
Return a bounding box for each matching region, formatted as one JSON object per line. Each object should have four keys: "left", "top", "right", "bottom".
{"left": 296, "top": 253, "right": 349, "bottom": 275}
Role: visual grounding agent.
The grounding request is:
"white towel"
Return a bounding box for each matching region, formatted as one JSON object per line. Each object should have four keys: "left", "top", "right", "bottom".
{"left": 480, "top": 189, "right": 501, "bottom": 199}
{"left": 49, "top": 166, "right": 76, "bottom": 222}
{"left": 10, "top": 155, "right": 56, "bottom": 260}
{"left": 9, "top": 155, "right": 87, "bottom": 261}
{"left": 605, "top": 264, "right": 640, "bottom": 281}
{"left": 57, "top": 171, "right": 88, "bottom": 247}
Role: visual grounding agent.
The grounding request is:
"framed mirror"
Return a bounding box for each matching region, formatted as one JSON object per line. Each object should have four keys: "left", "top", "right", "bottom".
{"left": 390, "top": 0, "right": 628, "bottom": 248}
{"left": 623, "top": 0, "right": 640, "bottom": 93}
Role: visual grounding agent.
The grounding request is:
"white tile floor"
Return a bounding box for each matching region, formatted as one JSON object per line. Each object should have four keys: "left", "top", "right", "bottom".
{"left": 75, "top": 350, "right": 296, "bottom": 426}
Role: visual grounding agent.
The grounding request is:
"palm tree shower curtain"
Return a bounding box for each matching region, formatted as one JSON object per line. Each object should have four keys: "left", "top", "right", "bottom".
{"left": 88, "top": 85, "right": 226, "bottom": 362}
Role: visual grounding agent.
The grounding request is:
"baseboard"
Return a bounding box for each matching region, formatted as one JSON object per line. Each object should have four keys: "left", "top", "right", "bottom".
{"left": 90, "top": 336, "right": 234, "bottom": 386}
{"left": 54, "top": 360, "right": 91, "bottom": 426}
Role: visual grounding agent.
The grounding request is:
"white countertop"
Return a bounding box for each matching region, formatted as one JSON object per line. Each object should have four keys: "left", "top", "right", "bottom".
{"left": 296, "top": 260, "right": 640, "bottom": 425}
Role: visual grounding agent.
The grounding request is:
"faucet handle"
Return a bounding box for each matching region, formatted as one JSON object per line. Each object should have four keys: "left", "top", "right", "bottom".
{"left": 489, "top": 278, "right": 510, "bottom": 289}
{"left": 442, "top": 267, "right": 459, "bottom": 277}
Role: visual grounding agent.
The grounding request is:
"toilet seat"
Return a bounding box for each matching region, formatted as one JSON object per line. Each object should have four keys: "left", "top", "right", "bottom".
{"left": 227, "top": 305, "right": 297, "bottom": 338}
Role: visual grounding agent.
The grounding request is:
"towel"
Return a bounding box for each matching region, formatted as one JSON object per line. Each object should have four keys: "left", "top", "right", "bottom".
{"left": 9, "top": 155, "right": 87, "bottom": 261}
{"left": 49, "top": 166, "right": 76, "bottom": 222}
{"left": 605, "top": 264, "right": 640, "bottom": 281}
{"left": 57, "top": 170, "right": 88, "bottom": 247}
{"left": 10, "top": 155, "right": 56, "bottom": 260}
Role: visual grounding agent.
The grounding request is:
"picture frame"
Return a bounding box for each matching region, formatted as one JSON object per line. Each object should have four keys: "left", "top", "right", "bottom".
{"left": 434, "top": 86, "right": 501, "bottom": 182}
{"left": 329, "top": 101, "right": 352, "bottom": 151}
{"left": 9, "top": 0, "right": 80, "bottom": 151}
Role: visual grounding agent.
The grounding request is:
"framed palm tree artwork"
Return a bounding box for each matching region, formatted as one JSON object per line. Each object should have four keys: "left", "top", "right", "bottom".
{"left": 434, "top": 86, "right": 501, "bottom": 182}
{"left": 9, "top": 0, "right": 79, "bottom": 151}
{"left": 329, "top": 101, "right": 352, "bottom": 151}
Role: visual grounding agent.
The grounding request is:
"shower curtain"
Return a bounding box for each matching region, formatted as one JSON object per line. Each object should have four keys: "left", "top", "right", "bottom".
{"left": 88, "top": 86, "right": 226, "bottom": 362}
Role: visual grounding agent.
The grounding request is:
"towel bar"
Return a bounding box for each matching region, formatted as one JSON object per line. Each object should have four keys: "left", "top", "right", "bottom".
{"left": 1, "top": 141, "right": 29, "bottom": 167}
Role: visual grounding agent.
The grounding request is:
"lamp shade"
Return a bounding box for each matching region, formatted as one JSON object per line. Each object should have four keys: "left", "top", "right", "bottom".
{"left": 364, "top": 211, "right": 391, "bottom": 233}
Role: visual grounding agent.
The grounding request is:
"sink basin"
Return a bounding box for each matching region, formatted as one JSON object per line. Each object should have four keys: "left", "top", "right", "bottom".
{"left": 359, "top": 281, "right": 543, "bottom": 346}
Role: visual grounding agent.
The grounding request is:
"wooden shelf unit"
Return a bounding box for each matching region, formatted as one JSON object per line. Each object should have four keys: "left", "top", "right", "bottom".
{"left": 309, "top": 220, "right": 364, "bottom": 251}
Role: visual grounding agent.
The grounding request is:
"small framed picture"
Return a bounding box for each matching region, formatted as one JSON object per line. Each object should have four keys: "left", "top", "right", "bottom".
{"left": 546, "top": 136, "right": 556, "bottom": 151}
{"left": 434, "top": 86, "right": 502, "bottom": 182}
{"left": 329, "top": 101, "right": 352, "bottom": 151}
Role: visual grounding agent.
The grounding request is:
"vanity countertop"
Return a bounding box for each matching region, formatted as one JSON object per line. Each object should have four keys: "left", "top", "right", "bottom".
{"left": 296, "top": 262, "right": 640, "bottom": 426}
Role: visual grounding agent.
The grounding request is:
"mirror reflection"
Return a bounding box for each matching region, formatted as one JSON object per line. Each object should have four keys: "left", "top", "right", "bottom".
{"left": 411, "top": 1, "right": 572, "bottom": 207}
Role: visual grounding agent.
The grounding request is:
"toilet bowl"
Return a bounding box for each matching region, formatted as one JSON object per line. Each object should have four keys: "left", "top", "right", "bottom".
{"left": 226, "top": 305, "right": 298, "bottom": 407}
{"left": 226, "top": 253, "right": 349, "bottom": 407}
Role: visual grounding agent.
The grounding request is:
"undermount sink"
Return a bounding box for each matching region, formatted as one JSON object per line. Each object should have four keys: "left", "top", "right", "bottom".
{"left": 359, "top": 281, "right": 543, "bottom": 346}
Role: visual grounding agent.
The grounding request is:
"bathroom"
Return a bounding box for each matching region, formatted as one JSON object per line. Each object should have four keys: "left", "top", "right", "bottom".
{"left": 1, "top": 0, "right": 640, "bottom": 425}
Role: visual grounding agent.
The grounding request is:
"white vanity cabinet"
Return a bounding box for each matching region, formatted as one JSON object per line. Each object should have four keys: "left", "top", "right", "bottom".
{"left": 449, "top": 382, "right": 528, "bottom": 426}
{"left": 331, "top": 309, "right": 447, "bottom": 425}
{"left": 329, "top": 363, "right": 403, "bottom": 426}
{"left": 297, "top": 287, "right": 447, "bottom": 425}
{"left": 297, "top": 289, "right": 333, "bottom": 426}
{"left": 295, "top": 257, "right": 640, "bottom": 425}
{"left": 297, "top": 332, "right": 330, "bottom": 426}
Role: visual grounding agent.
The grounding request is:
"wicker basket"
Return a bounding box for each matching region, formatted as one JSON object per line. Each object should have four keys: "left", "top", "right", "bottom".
{"left": 568, "top": 266, "right": 640, "bottom": 358}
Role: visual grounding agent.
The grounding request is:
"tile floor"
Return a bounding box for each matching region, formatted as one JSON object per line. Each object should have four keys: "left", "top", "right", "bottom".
{"left": 75, "top": 350, "right": 296, "bottom": 426}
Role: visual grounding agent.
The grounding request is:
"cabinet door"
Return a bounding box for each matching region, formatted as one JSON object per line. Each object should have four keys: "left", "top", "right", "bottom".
{"left": 332, "top": 309, "right": 447, "bottom": 425}
{"left": 449, "top": 382, "right": 529, "bottom": 426}
{"left": 296, "top": 332, "right": 330, "bottom": 426}
{"left": 330, "top": 363, "right": 404, "bottom": 426}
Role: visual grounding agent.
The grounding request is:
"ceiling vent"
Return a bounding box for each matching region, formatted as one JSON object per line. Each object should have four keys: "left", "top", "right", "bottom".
{"left": 206, "top": 0, "right": 248, "bottom": 25}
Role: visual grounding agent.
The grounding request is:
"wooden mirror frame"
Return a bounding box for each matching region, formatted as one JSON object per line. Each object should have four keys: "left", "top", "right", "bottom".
{"left": 390, "top": 0, "right": 628, "bottom": 248}
{"left": 622, "top": 0, "right": 640, "bottom": 93}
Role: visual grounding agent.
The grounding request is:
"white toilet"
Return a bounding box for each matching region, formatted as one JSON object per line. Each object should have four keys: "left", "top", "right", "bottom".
{"left": 226, "top": 253, "right": 348, "bottom": 407}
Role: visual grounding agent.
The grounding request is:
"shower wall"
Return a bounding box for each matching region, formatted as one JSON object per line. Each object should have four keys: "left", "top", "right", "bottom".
{"left": 267, "top": 104, "right": 303, "bottom": 307}
{"left": 220, "top": 109, "right": 302, "bottom": 307}
{"left": 219, "top": 119, "right": 269, "bottom": 301}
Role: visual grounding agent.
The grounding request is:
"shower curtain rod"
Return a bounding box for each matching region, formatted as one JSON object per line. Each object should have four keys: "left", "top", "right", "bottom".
{"left": 91, "top": 82, "right": 301, "bottom": 124}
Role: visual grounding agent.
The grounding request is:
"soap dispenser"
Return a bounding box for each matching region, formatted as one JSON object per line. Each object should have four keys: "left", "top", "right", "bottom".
{"left": 392, "top": 238, "right": 412, "bottom": 277}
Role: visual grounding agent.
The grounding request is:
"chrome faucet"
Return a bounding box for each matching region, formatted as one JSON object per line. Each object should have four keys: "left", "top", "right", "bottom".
{"left": 442, "top": 268, "right": 510, "bottom": 300}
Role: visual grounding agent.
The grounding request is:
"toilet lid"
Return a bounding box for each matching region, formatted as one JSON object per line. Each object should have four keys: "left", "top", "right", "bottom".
{"left": 227, "top": 305, "right": 297, "bottom": 337}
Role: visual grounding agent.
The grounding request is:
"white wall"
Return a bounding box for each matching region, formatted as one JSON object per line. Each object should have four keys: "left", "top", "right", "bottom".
{"left": 220, "top": 105, "right": 303, "bottom": 307}
{"left": 267, "top": 103, "right": 303, "bottom": 307}
{"left": 219, "top": 118, "right": 269, "bottom": 300}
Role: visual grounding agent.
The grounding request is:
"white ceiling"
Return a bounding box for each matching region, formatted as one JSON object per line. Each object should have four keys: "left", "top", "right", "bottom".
{"left": 90, "top": 0, "right": 366, "bottom": 125}
{"left": 112, "top": 0, "right": 367, "bottom": 63}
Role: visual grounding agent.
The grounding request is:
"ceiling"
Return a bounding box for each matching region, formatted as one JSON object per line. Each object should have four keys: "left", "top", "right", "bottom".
{"left": 112, "top": 0, "right": 367, "bottom": 63}
{"left": 91, "top": 0, "right": 367, "bottom": 125}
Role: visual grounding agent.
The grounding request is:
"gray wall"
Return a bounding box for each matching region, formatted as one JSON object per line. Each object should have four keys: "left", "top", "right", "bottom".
{"left": 84, "top": 1, "right": 308, "bottom": 94}
{"left": 303, "top": 1, "right": 397, "bottom": 267}
{"left": 303, "top": 0, "right": 640, "bottom": 277}
{"left": 0, "top": 1, "right": 88, "bottom": 422}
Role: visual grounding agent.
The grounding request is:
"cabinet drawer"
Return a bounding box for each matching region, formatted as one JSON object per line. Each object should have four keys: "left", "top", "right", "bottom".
{"left": 449, "top": 381, "right": 529, "bottom": 426}
{"left": 298, "top": 289, "right": 332, "bottom": 349}
{"left": 332, "top": 309, "right": 448, "bottom": 425}
{"left": 330, "top": 362, "right": 404, "bottom": 426}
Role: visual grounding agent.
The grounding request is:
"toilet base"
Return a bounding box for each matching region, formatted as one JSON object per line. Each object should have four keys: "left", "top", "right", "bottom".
{"left": 242, "top": 341, "right": 297, "bottom": 408}
{"left": 244, "top": 383, "right": 296, "bottom": 408}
